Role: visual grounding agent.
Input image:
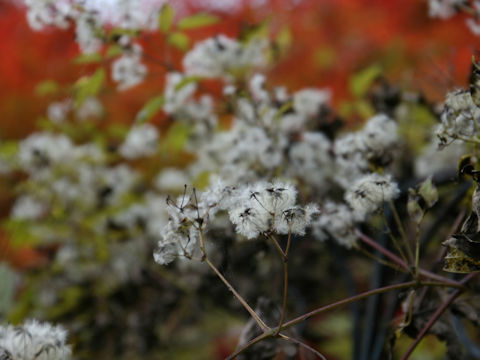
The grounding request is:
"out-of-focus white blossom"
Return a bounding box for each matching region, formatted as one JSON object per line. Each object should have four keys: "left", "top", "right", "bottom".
{"left": 345, "top": 173, "right": 400, "bottom": 220}
{"left": 47, "top": 100, "right": 72, "bottom": 124}
{"left": 0, "top": 319, "right": 71, "bottom": 360}
{"left": 163, "top": 72, "right": 198, "bottom": 114}
{"left": 466, "top": 17, "right": 480, "bottom": 35}
{"left": 333, "top": 133, "right": 370, "bottom": 189}
{"left": 75, "top": 97, "right": 103, "bottom": 120}
{"left": 11, "top": 196, "right": 45, "bottom": 220}
{"left": 293, "top": 88, "right": 331, "bottom": 117}
{"left": 414, "top": 136, "right": 466, "bottom": 178}
{"left": 249, "top": 73, "right": 270, "bottom": 103}
{"left": 359, "top": 114, "right": 399, "bottom": 160}
{"left": 154, "top": 168, "right": 189, "bottom": 192}
{"left": 25, "top": 0, "right": 74, "bottom": 30}
{"left": 75, "top": 13, "right": 103, "bottom": 54}
{"left": 312, "top": 202, "right": 357, "bottom": 248}
{"left": 183, "top": 35, "right": 268, "bottom": 79}
{"left": 428, "top": 0, "right": 460, "bottom": 19}
{"left": 288, "top": 132, "right": 333, "bottom": 190}
{"left": 111, "top": 46, "right": 147, "bottom": 90}
{"left": 18, "top": 132, "right": 74, "bottom": 173}
{"left": 119, "top": 123, "right": 159, "bottom": 159}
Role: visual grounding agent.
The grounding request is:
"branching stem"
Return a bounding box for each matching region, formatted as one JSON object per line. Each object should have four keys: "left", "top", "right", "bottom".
{"left": 228, "top": 280, "right": 459, "bottom": 359}
{"left": 199, "top": 231, "right": 270, "bottom": 331}
{"left": 400, "top": 273, "right": 478, "bottom": 360}
{"left": 356, "top": 230, "right": 464, "bottom": 288}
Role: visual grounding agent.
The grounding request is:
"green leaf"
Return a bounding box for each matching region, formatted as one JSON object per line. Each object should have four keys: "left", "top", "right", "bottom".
{"left": 443, "top": 245, "right": 480, "bottom": 273}
{"left": 136, "top": 95, "right": 164, "bottom": 123}
{"left": 73, "top": 53, "right": 103, "bottom": 64}
{"left": 3, "top": 219, "right": 39, "bottom": 247}
{"left": 240, "top": 19, "right": 270, "bottom": 43}
{"left": 34, "top": 80, "right": 59, "bottom": 96}
{"left": 174, "top": 76, "right": 200, "bottom": 91}
{"left": 407, "top": 189, "right": 423, "bottom": 224}
{"left": 167, "top": 32, "right": 190, "bottom": 51}
{"left": 105, "top": 44, "right": 123, "bottom": 58}
{"left": 107, "top": 123, "right": 130, "bottom": 139}
{"left": 74, "top": 68, "right": 105, "bottom": 108}
{"left": 107, "top": 27, "right": 140, "bottom": 40}
{"left": 177, "top": 13, "right": 219, "bottom": 30}
{"left": 163, "top": 122, "right": 191, "bottom": 152}
{"left": 314, "top": 47, "right": 336, "bottom": 69}
{"left": 274, "top": 101, "right": 293, "bottom": 120}
{"left": 418, "top": 177, "right": 438, "bottom": 208}
{"left": 159, "top": 3, "right": 175, "bottom": 33}
{"left": 48, "top": 286, "right": 84, "bottom": 318}
{"left": 349, "top": 64, "right": 382, "bottom": 98}
{"left": 275, "top": 26, "right": 292, "bottom": 55}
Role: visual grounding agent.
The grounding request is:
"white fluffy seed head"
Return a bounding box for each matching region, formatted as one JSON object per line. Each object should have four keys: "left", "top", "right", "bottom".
{"left": 345, "top": 173, "right": 399, "bottom": 221}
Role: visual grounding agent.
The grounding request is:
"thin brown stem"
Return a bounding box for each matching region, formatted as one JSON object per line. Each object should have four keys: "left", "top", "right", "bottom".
{"left": 382, "top": 212, "right": 412, "bottom": 270}
{"left": 356, "top": 245, "right": 407, "bottom": 272}
{"left": 199, "top": 231, "right": 269, "bottom": 331}
{"left": 356, "top": 230, "right": 464, "bottom": 288}
{"left": 278, "top": 333, "right": 327, "bottom": 360}
{"left": 273, "top": 231, "right": 291, "bottom": 336}
{"left": 285, "top": 229, "right": 292, "bottom": 256}
{"left": 400, "top": 273, "right": 477, "bottom": 360}
{"left": 228, "top": 279, "right": 462, "bottom": 359}
{"left": 204, "top": 257, "right": 270, "bottom": 331}
{"left": 268, "top": 234, "right": 286, "bottom": 259}
{"left": 229, "top": 281, "right": 417, "bottom": 359}
{"left": 389, "top": 200, "right": 414, "bottom": 264}
{"left": 276, "top": 256, "right": 288, "bottom": 336}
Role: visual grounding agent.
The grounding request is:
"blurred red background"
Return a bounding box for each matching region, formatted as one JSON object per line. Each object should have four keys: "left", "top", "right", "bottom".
{"left": 0, "top": 0, "right": 478, "bottom": 140}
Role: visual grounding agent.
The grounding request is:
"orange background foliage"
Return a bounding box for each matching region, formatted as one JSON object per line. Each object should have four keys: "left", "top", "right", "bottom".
{"left": 0, "top": 0, "right": 478, "bottom": 139}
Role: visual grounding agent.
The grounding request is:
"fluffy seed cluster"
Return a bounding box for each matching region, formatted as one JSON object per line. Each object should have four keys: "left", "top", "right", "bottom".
{"left": 436, "top": 90, "right": 480, "bottom": 145}
{"left": 345, "top": 173, "right": 400, "bottom": 221}
{"left": 312, "top": 201, "right": 357, "bottom": 248}
{"left": 0, "top": 320, "right": 71, "bottom": 360}
{"left": 333, "top": 114, "right": 399, "bottom": 189}
{"left": 153, "top": 179, "right": 319, "bottom": 265}
{"left": 227, "top": 180, "right": 318, "bottom": 239}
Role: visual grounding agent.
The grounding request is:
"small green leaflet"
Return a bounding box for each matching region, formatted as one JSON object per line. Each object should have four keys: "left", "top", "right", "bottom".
{"left": 349, "top": 64, "right": 382, "bottom": 98}
{"left": 136, "top": 95, "right": 164, "bottom": 123}
{"left": 74, "top": 68, "right": 105, "bottom": 108}
{"left": 159, "top": 3, "right": 175, "bottom": 33}
{"left": 168, "top": 32, "right": 190, "bottom": 51}
{"left": 177, "top": 13, "right": 219, "bottom": 30}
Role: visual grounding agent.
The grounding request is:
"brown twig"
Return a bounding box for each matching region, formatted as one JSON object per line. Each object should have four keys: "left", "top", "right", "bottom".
{"left": 400, "top": 272, "right": 478, "bottom": 360}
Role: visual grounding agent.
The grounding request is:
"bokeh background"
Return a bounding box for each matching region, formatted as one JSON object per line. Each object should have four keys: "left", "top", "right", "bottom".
{"left": 1, "top": 0, "right": 479, "bottom": 359}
